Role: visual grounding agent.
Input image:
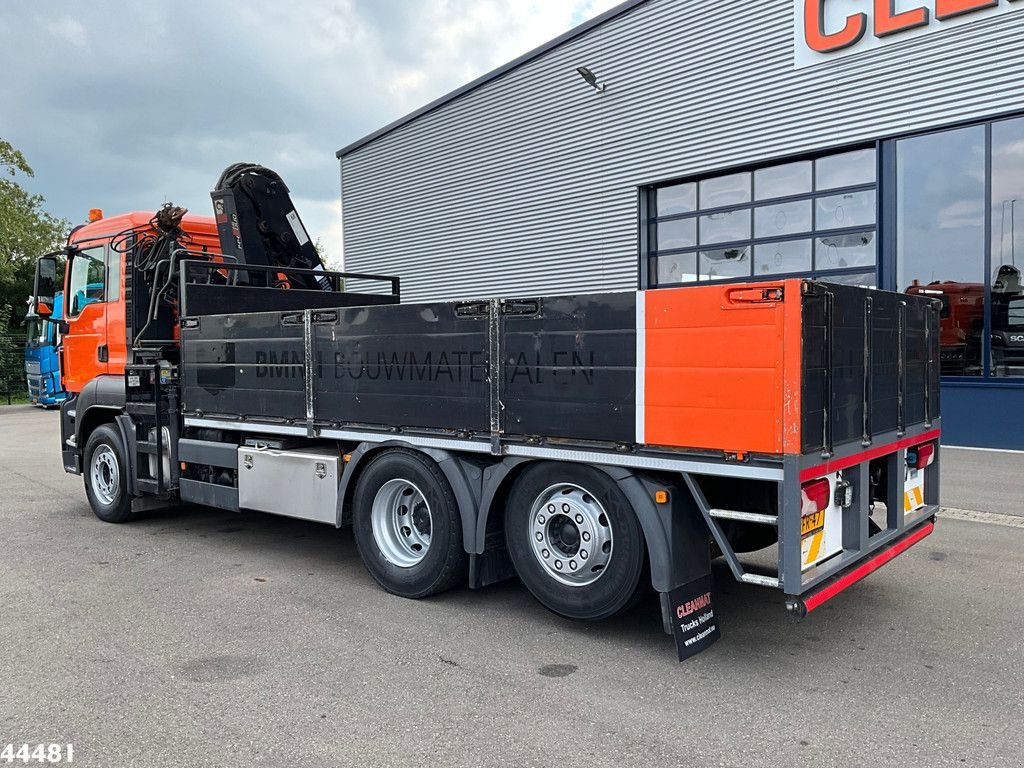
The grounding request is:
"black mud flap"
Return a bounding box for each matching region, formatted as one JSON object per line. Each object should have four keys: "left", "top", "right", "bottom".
{"left": 664, "top": 575, "right": 722, "bottom": 661}
{"left": 657, "top": 479, "right": 721, "bottom": 661}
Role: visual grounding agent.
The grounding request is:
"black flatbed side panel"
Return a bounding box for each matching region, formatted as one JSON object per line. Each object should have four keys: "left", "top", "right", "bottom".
{"left": 802, "top": 283, "right": 940, "bottom": 454}
{"left": 314, "top": 302, "right": 489, "bottom": 432}
{"left": 181, "top": 311, "right": 306, "bottom": 420}
{"left": 179, "top": 292, "right": 640, "bottom": 443}
{"left": 502, "top": 293, "right": 636, "bottom": 443}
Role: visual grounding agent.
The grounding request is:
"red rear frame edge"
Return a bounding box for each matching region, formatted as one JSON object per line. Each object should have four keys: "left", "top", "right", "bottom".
{"left": 794, "top": 521, "right": 935, "bottom": 614}
{"left": 800, "top": 428, "right": 942, "bottom": 483}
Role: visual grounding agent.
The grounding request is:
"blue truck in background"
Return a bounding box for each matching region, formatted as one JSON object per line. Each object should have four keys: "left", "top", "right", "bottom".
{"left": 24, "top": 291, "right": 68, "bottom": 407}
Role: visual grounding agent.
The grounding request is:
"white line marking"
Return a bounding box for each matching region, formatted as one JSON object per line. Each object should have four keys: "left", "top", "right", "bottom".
{"left": 943, "top": 445, "right": 1024, "bottom": 455}
{"left": 938, "top": 507, "right": 1024, "bottom": 529}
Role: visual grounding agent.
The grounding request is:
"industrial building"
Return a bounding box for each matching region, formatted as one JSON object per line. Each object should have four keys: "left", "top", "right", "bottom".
{"left": 338, "top": 0, "right": 1024, "bottom": 449}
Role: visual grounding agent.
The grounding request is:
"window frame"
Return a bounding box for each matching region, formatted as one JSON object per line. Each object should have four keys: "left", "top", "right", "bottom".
{"left": 886, "top": 114, "right": 1024, "bottom": 383}
{"left": 643, "top": 145, "right": 880, "bottom": 290}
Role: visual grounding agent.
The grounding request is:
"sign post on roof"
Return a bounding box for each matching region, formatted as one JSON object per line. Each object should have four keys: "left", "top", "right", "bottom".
{"left": 794, "top": 0, "right": 1024, "bottom": 67}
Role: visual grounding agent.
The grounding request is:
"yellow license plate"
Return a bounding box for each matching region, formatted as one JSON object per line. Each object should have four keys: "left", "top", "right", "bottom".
{"left": 801, "top": 510, "right": 825, "bottom": 537}
{"left": 904, "top": 472, "right": 925, "bottom": 513}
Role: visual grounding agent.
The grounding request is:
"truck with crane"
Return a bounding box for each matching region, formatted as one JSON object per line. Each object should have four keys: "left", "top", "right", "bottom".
{"left": 29, "top": 164, "right": 942, "bottom": 659}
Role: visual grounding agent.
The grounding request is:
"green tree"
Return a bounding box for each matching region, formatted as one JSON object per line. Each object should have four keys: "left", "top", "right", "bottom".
{"left": 0, "top": 138, "right": 70, "bottom": 328}
{"left": 0, "top": 303, "right": 19, "bottom": 399}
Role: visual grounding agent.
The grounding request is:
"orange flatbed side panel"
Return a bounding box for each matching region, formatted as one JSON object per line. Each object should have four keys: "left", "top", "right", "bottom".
{"left": 644, "top": 280, "right": 803, "bottom": 455}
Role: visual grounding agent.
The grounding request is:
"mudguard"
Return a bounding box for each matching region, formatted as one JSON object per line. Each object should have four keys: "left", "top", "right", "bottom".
{"left": 336, "top": 442, "right": 483, "bottom": 555}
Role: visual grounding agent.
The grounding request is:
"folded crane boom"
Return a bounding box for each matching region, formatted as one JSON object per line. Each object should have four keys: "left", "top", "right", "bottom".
{"left": 210, "top": 163, "right": 331, "bottom": 291}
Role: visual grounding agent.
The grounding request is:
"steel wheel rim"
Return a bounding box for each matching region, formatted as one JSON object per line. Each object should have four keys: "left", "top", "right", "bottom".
{"left": 528, "top": 483, "right": 612, "bottom": 587}
{"left": 91, "top": 445, "right": 120, "bottom": 506}
{"left": 371, "top": 479, "right": 433, "bottom": 568}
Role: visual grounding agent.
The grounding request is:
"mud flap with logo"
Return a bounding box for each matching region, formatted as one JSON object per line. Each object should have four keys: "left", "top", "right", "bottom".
{"left": 667, "top": 575, "right": 721, "bottom": 660}
{"left": 658, "top": 479, "right": 722, "bottom": 661}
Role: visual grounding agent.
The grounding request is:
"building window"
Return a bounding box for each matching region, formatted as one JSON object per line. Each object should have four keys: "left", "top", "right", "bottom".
{"left": 990, "top": 116, "right": 1024, "bottom": 378}
{"left": 897, "top": 125, "right": 986, "bottom": 377}
{"left": 645, "top": 147, "right": 877, "bottom": 289}
{"left": 895, "top": 117, "right": 1024, "bottom": 380}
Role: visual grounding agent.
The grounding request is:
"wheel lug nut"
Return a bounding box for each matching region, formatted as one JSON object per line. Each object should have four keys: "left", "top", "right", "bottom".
{"left": 538, "top": 515, "right": 545, "bottom": 524}
{"left": 535, "top": 532, "right": 543, "bottom": 542}
{"left": 569, "top": 560, "right": 577, "bottom": 570}
{"left": 582, "top": 531, "right": 591, "bottom": 542}
{"left": 555, "top": 561, "right": 563, "bottom": 570}
{"left": 562, "top": 503, "right": 570, "bottom": 512}
{"left": 581, "top": 550, "right": 588, "bottom": 559}
{"left": 542, "top": 549, "right": 550, "bottom": 558}
{"left": 575, "top": 514, "right": 584, "bottom": 524}
{"left": 547, "top": 504, "right": 555, "bottom": 513}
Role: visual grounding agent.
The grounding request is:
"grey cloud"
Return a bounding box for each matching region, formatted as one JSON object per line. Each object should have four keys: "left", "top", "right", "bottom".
{"left": 0, "top": 0, "right": 612, "bottom": 251}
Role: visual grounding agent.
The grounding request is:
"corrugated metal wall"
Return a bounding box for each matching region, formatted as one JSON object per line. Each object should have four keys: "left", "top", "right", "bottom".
{"left": 340, "top": 0, "right": 1024, "bottom": 303}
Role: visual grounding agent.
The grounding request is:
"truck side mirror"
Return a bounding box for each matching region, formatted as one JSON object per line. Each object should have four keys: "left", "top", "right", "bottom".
{"left": 43, "top": 317, "right": 69, "bottom": 335}
{"left": 33, "top": 255, "right": 59, "bottom": 313}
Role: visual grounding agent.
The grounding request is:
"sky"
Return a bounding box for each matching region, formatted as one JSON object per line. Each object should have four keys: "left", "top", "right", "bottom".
{"left": 0, "top": 0, "right": 621, "bottom": 266}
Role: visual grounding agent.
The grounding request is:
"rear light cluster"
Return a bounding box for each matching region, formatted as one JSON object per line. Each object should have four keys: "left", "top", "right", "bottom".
{"left": 801, "top": 478, "right": 830, "bottom": 513}
{"left": 907, "top": 442, "right": 936, "bottom": 470}
{"left": 802, "top": 476, "right": 853, "bottom": 511}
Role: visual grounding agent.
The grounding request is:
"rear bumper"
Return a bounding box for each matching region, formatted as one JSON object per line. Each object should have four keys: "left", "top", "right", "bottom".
{"left": 782, "top": 427, "right": 941, "bottom": 597}
{"left": 784, "top": 516, "right": 936, "bottom": 616}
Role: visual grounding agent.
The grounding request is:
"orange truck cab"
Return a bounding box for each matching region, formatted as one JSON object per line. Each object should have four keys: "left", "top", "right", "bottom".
{"left": 58, "top": 211, "right": 221, "bottom": 393}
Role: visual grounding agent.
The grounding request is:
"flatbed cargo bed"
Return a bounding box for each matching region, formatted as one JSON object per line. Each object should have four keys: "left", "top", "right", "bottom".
{"left": 181, "top": 278, "right": 938, "bottom": 462}
{"left": 174, "top": 274, "right": 940, "bottom": 610}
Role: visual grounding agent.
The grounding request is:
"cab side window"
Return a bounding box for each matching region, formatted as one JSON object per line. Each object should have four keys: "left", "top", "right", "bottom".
{"left": 67, "top": 246, "right": 107, "bottom": 316}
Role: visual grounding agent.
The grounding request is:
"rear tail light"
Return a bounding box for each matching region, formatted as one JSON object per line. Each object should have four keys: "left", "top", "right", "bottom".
{"left": 907, "top": 442, "right": 936, "bottom": 470}
{"left": 801, "top": 478, "right": 830, "bottom": 514}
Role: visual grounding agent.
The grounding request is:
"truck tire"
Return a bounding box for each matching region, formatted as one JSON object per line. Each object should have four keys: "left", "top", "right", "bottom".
{"left": 352, "top": 449, "right": 467, "bottom": 599}
{"left": 83, "top": 424, "right": 133, "bottom": 523}
{"left": 505, "top": 463, "right": 645, "bottom": 621}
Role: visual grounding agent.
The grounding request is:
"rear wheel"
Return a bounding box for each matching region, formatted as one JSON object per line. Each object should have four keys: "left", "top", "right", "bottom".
{"left": 504, "top": 463, "right": 645, "bottom": 621}
{"left": 83, "top": 424, "right": 133, "bottom": 523}
{"left": 352, "top": 450, "right": 467, "bottom": 598}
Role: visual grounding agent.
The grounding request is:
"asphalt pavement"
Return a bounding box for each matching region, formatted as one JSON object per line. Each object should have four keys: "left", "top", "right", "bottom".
{"left": 1, "top": 405, "right": 1022, "bottom": 767}
{"left": 942, "top": 445, "right": 1024, "bottom": 516}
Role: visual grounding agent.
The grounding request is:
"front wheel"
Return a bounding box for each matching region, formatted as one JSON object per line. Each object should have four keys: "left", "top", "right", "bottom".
{"left": 83, "top": 424, "right": 133, "bottom": 523}
{"left": 504, "top": 463, "right": 646, "bottom": 621}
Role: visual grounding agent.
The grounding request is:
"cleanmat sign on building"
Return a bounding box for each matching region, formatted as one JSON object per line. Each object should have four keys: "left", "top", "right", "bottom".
{"left": 794, "top": 0, "right": 1024, "bottom": 67}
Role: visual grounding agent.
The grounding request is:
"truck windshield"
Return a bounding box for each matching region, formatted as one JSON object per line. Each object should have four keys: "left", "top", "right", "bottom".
{"left": 67, "top": 247, "right": 106, "bottom": 315}
{"left": 25, "top": 318, "right": 45, "bottom": 347}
